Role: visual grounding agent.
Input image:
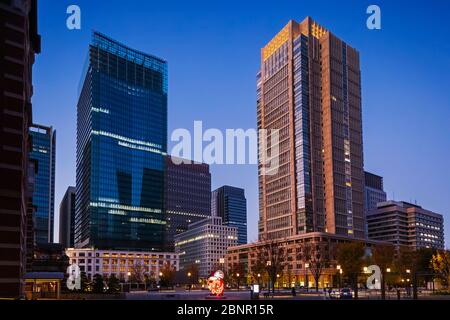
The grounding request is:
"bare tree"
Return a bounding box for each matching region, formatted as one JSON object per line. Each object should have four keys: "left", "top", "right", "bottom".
{"left": 371, "top": 244, "right": 395, "bottom": 300}
{"left": 337, "top": 241, "right": 365, "bottom": 299}
{"left": 300, "top": 240, "right": 332, "bottom": 292}
{"left": 129, "top": 262, "right": 145, "bottom": 283}
{"left": 255, "top": 236, "right": 287, "bottom": 294}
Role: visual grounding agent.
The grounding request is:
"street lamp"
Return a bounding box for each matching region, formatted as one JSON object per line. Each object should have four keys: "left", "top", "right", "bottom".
{"left": 236, "top": 273, "right": 240, "bottom": 291}
{"left": 386, "top": 268, "right": 391, "bottom": 273}
{"left": 406, "top": 269, "right": 411, "bottom": 274}
{"left": 305, "top": 263, "right": 309, "bottom": 292}
{"left": 276, "top": 274, "right": 280, "bottom": 292}
{"left": 337, "top": 265, "right": 342, "bottom": 289}
{"left": 187, "top": 272, "right": 192, "bottom": 291}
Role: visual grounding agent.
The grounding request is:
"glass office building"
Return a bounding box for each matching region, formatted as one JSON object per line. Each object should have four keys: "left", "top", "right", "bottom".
{"left": 211, "top": 186, "right": 247, "bottom": 245}
{"left": 29, "top": 124, "right": 56, "bottom": 244}
{"left": 75, "top": 32, "right": 168, "bottom": 251}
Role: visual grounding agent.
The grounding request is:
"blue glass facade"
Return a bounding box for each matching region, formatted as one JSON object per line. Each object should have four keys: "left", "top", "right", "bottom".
{"left": 211, "top": 186, "right": 247, "bottom": 245}
{"left": 293, "top": 34, "right": 313, "bottom": 234}
{"left": 29, "top": 125, "right": 56, "bottom": 244}
{"left": 75, "top": 32, "right": 167, "bottom": 251}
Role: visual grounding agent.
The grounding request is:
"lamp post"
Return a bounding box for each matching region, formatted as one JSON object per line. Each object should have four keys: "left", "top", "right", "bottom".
{"left": 276, "top": 274, "right": 280, "bottom": 292}
{"left": 257, "top": 273, "right": 261, "bottom": 287}
{"left": 187, "top": 272, "right": 192, "bottom": 291}
{"left": 305, "top": 263, "right": 309, "bottom": 292}
{"left": 236, "top": 273, "right": 240, "bottom": 291}
{"left": 336, "top": 265, "right": 342, "bottom": 289}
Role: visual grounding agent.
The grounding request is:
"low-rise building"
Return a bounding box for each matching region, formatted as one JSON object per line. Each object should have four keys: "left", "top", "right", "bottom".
{"left": 226, "top": 232, "right": 385, "bottom": 289}
{"left": 65, "top": 248, "right": 179, "bottom": 282}
{"left": 367, "top": 201, "right": 445, "bottom": 250}
{"left": 175, "top": 216, "right": 237, "bottom": 278}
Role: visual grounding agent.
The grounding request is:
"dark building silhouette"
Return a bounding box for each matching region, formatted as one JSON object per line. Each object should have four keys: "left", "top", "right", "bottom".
{"left": 211, "top": 186, "right": 247, "bottom": 244}
{"left": 59, "top": 186, "right": 75, "bottom": 248}
{"left": 165, "top": 156, "right": 211, "bottom": 251}
{"left": 0, "top": 0, "right": 40, "bottom": 298}
{"left": 364, "top": 171, "right": 386, "bottom": 213}
{"left": 29, "top": 124, "right": 56, "bottom": 244}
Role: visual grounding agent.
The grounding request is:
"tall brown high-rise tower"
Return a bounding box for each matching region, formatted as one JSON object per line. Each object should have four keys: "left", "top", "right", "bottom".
{"left": 257, "top": 17, "right": 365, "bottom": 241}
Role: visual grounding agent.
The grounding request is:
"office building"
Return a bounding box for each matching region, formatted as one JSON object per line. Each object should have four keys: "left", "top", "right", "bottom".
{"left": 364, "top": 171, "right": 387, "bottom": 213}
{"left": 175, "top": 217, "right": 237, "bottom": 278}
{"left": 257, "top": 18, "right": 365, "bottom": 240}
{"left": 29, "top": 124, "right": 56, "bottom": 244}
{"left": 0, "top": 0, "right": 40, "bottom": 298}
{"left": 75, "top": 32, "right": 168, "bottom": 251}
{"left": 226, "top": 232, "right": 384, "bottom": 289}
{"left": 59, "top": 186, "right": 76, "bottom": 248}
{"left": 367, "top": 201, "right": 445, "bottom": 250}
{"left": 211, "top": 186, "right": 247, "bottom": 244}
{"left": 66, "top": 248, "right": 178, "bottom": 282}
{"left": 165, "top": 156, "right": 211, "bottom": 251}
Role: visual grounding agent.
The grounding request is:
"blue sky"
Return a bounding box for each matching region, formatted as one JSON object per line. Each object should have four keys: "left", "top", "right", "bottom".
{"left": 33, "top": 0, "right": 450, "bottom": 245}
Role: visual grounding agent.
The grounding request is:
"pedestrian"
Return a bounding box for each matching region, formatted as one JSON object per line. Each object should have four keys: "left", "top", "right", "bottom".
{"left": 291, "top": 286, "right": 296, "bottom": 297}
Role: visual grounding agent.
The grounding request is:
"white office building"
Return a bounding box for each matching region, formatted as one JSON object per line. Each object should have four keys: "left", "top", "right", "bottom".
{"left": 174, "top": 216, "right": 238, "bottom": 278}
{"left": 66, "top": 248, "right": 179, "bottom": 282}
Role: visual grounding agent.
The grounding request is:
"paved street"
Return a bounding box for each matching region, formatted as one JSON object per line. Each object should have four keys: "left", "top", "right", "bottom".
{"left": 124, "top": 289, "right": 450, "bottom": 300}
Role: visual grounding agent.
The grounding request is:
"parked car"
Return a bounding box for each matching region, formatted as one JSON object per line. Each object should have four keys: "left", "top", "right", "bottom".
{"left": 330, "top": 289, "right": 341, "bottom": 299}
{"left": 340, "top": 288, "right": 354, "bottom": 299}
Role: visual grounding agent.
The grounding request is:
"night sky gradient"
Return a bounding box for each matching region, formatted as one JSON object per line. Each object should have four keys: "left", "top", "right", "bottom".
{"left": 33, "top": 0, "right": 450, "bottom": 246}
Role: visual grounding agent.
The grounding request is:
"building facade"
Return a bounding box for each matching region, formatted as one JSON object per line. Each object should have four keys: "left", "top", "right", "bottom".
{"left": 211, "top": 186, "right": 247, "bottom": 244}
{"left": 66, "top": 248, "right": 178, "bottom": 282}
{"left": 0, "top": 0, "right": 40, "bottom": 298}
{"left": 165, "top": 156, "right": 211, "bottom": 251}
{"left": 226, "top": 232, "right": 383, "bottom": 289}
{"left": 367, "top": 201, "right": 445, "bottom": 250}
{"left": 364, "top": 171, "right": 387, "bottom": 213}
{"left": 75, "top": 32, "right": 168, "bottom": 251}
{"left": 175, "top": 217, "right": 238, "bottom": 278}
{"left": 59, "top": 186, "right": 76, "bottom": 248}
{"left": 29, "top": 124, "right": 56, "bottom": 244}
{"left": 257, "top": 18, "right": 365, "bottom": 240}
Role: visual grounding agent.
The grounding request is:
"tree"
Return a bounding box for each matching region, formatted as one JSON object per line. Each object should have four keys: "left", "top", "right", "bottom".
{"left": 159, "top": 262, "right": 176, "bottom": 288}
{"left": 129, "top": 262, "right": 145, "bottom": 283}
{"left": 107, "top": 274, "right": 121, "bottom": 293}
{"left": 254, "top": 237, "right": 287, "bottom": 294}
{"left": 395, "top": 246, "right": 423, "bottom": 299}
{"left": 185, "top": 264, "right": 199, "bottom": 286}
{"left": 92, "top": 274, "right": 105, "bottom": 293}
{"left": 80, "top": 271, "right": 92, "bottom": 293}
{"left": 371, "top": 244, "right": 395, "bottom": 300}
{"left": 337, "top": 242, "right": 365, "bottom": 299}
{"left": 228, "top": 262, "right": 246, "bottom": 289}
{"left": 300, "top": 240, "right": 333, "bottom": 292}
{"left": 144, "top": 271, "right": 157, "bottom": 289}
{"left": 431, "top": 250, "right": 450, "bottom": 289}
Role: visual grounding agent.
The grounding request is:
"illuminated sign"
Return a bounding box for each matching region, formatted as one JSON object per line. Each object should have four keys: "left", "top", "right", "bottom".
{"left": 207, "top": 270, "right": 225, "bottom": 296}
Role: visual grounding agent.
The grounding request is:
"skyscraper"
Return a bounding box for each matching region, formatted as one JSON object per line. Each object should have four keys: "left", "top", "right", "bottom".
{"left": 59, "top": 186, "right": 76, "bottom": 248}
{"left": 75, "top": 32, "right": 168, "bottom": 251}
{"left": 211, "top": 186, "right": 247, "bottom": 244}
{"left": 257, "top": 18, "right": 365, "bottom": 240}
{"left": 165, "top": 156, "right": 211, "bottom": 251}
{"left": 29, "top": 124, "right": 56, "bottom": 244}
{"left": 0, "top": 0, "right": 40, "bottom": 298}
{"left": 364, "top": 171, "right": 387, "bottom": 213}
